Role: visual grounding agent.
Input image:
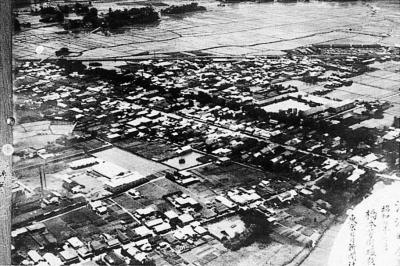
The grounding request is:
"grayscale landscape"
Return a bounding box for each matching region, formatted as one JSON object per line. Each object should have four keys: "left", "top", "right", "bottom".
{"left": 11, "top": 1, "right": 400, "bottom": 265}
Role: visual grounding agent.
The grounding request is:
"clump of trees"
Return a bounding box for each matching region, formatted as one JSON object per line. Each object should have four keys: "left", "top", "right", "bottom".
{"left": 64, "top": 6, "right": 160, "bottom": 30}
{"left": 14, "top": 17, "right": 21, "bottom": 32}
{"left": 316, "top": 170, "right": 376, "bottom": 214}
{"left": 33, "top": 2, "right": 159, "bottom": 30}
{"left": 57, "top": 59, "right": 87, "bottom": 74}
{"left": 223, "top": 209, "right": 272, "bottom": 251}
{"left": 73, "top": 2, "right": 92, "bottom": 15}
{"left": 46, "top": 2, "right": 93, "bottom": 16}
{"left": 105, "top": 7, "right": 160, "bottom": 29}
{"left": 161, "top": 3, "right": 206, "bottom": 15}
{"left": 13, "top": 13, "right": 31, "bottom": 32}
{"left": 38, "top": 6, "right": 65, "bottom": 22}
{"left": 82, "top": 7, "right": 100, "bottom": 26}
{"left": 55, "top": 47, "right": 71, "bottom": 57}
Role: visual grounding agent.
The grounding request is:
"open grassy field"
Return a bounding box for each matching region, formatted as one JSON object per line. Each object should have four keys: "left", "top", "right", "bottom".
{"left": 132, "top": 177, "right": 182, "bottom": 210}
{"left": 13, "top": 121, "right": 74, "bottom": 150}
{"left": 112, "top": 193, "right": 146, "bottom": 213}
{"left": 190, "top": 162, "right": 267, "bottom": 189}
{"left": 286, "top": 204, "right": 330, "bottom": 231}
{"left": 210, "top": 240, "right": 303, "bottom": 266}
{"left": 180, "top": 238, "right": 227, "bottom": 266}
{"left": 116, "top": 139, "right": 178, "bottom": 161}
{"left": 183, "top": 181, "right": 217, "bottom": 204}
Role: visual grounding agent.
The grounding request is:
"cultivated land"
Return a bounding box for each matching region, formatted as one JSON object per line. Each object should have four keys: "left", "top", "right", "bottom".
{"left": 10, "top": 1, "right": 400, "bottom": 266}
{"left": 14, "top": 0, "right": 400, "bottom": 60}
{"left": 211, "top": 241, "right": 303, "bottom": 266}
{"left": 325, "top": 61, "right": 400, "bottom": 128}
{"left": 13, "top": 121, "right": 74, "bottom": 150}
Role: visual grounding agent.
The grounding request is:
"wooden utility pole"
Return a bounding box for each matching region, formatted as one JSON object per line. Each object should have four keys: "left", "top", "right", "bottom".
{"left": 0, "top": 0, "right": 13, "bottom": 264}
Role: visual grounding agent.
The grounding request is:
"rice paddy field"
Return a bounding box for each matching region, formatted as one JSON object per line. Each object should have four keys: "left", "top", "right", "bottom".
{"left": 13, "top": 0, "right": 400, "bottom": 59}
{"left": 13, "top": 121, "right": 75, "bottom": 150}
{"left": 324, "top": 60, "right": 400, "bottom": 128}
{"left": 11, "top": 1, "right": 400, "bottom": 265}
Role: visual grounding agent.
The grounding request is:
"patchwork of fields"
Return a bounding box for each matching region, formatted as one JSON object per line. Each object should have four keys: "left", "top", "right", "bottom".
{"left": 14, "top": 0, "right": 400, "bottom": 59}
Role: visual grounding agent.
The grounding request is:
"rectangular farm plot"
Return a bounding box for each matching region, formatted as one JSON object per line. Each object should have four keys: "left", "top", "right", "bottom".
{"left": 190, "top": 162, "right": 267, "bottom": 189}
{"left": 337, "top": 83, "right": 395, "bottom": 99}
{"left": 367, "top": 70, "right": 400, "bottom": 81}
{"left": 351, "top": 75, "right": 400, "bottom": 91}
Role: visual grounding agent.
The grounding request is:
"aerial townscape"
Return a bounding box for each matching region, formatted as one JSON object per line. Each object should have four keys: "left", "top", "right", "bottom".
{"left": 10, "top": 0, "right": 400, "bottom": 266}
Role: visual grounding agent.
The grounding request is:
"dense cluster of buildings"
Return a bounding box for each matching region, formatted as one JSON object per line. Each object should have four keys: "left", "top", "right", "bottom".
{"left": 12, "top": 44, "right": 400, "bottom": 265}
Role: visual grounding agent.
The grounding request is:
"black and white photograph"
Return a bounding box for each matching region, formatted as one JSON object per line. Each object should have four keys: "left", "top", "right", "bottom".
{"left": 1, "top": 0, "right": 400, "bottom": 265}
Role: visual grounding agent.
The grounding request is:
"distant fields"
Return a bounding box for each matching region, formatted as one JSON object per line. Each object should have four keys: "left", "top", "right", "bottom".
{"left": 14, "top": 0, "right": 400, "bottom": 60}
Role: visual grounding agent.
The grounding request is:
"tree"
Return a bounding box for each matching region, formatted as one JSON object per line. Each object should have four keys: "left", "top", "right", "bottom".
{"left": 302, "top": 198, "right": 313, "bottom": 209}
{"left": 13, "top": 17, "right": 20, "bottom": 32}
{"left": 374, "top": 108, "right": 384, "bottom": 119}
{"left": 83, "top": 7, "right": 99, "bottom": 26}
